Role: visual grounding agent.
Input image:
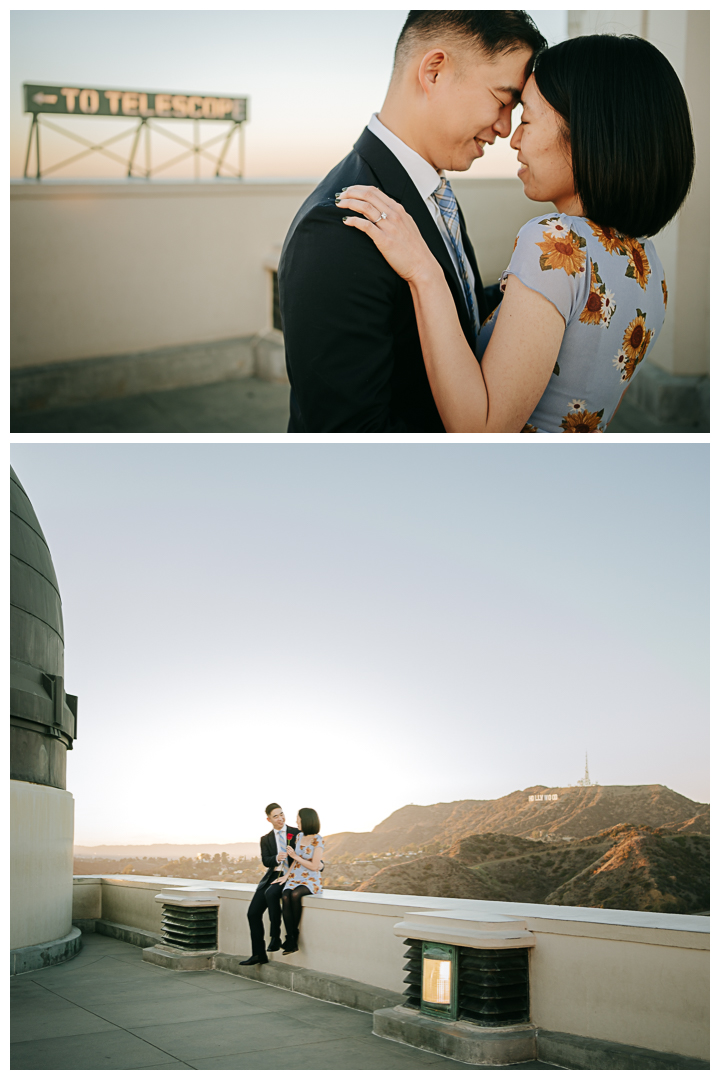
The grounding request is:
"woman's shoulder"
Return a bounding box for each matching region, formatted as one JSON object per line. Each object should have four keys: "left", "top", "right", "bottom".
{"left": 515, "top": 212, "right": 586, "bottom": 241}
{"left": 515, "top": 214, "right": 642, "bottom": 257}
{"left": 510, "top": 214, "right": 590, "bottom": 281}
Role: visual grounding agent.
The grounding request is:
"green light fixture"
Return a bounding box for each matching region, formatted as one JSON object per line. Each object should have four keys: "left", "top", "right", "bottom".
{"left": 421, "top": 941, "right": 458, "bottom": 1020}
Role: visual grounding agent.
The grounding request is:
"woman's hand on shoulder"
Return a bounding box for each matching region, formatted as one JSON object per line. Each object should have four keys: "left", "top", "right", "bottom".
{"left": 336, "top": 186, "right": 440, "bottom": 285}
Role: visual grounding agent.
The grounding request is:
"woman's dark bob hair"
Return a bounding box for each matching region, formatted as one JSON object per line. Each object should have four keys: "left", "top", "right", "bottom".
{"left": 298, "top": 807, "right": 320, "bottom": 835}
{"left": 533, "top": 35, "right": 694, "bottom": 238}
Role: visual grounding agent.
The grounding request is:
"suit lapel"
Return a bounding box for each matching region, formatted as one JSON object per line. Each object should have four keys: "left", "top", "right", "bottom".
{"left": 354, "top": 129, "right": 475, "bottom": 346}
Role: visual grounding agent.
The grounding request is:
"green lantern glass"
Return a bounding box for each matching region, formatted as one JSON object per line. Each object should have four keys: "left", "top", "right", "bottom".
{"left": 420, "top": 941, "right": 458, "bottom": 1020}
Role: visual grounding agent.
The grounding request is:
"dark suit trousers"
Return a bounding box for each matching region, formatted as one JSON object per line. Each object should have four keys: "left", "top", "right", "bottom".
{"left": 247, "top": 875, "right": 284, "bottom": 955}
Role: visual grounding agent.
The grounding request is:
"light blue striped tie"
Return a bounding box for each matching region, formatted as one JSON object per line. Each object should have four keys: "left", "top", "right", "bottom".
{"left": 433, "top": 177, "right": 481, "bottom": 337}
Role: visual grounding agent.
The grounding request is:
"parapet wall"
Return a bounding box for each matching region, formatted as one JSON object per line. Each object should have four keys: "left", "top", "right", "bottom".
{"left": 73, "top": 875, "right": 709, "bottom": 1062}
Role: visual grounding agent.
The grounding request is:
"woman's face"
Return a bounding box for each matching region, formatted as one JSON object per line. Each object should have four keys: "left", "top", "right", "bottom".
{"left": 510, "top": 75, "right": 581, "bottom": 214}
{"left": 296, "top": 814, "right": 302, "bottom": 830}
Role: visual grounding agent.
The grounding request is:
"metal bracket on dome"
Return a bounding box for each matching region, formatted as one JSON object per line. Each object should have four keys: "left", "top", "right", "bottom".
{"left": 40, "top": 673, "right": 78, "bottom": 743}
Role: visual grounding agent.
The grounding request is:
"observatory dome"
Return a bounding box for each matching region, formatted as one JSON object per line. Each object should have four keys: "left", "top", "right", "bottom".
{"left": 10, "top": 466, "right": 77, "bottom": 789}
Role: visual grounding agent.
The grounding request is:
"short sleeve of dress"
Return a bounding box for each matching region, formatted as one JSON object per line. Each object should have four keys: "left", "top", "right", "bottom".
{"left": 503, "top": 214, "right": 590, "bottom": 326}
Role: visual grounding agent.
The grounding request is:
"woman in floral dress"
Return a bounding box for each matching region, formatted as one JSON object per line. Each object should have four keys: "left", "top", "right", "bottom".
{"left": 276, "top": 807, "right": 323, "bottom": 955}
{"left": 336, "top": 34, "right": 694, "bottom": 432}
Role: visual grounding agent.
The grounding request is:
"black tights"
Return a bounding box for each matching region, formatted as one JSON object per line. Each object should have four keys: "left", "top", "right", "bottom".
{"left": 282, "top": 885, "right": 311, "bottom": 944}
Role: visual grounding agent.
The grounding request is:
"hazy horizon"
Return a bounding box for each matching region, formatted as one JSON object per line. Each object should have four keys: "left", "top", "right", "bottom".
{"left": 10, "top": 443, "right": 709, "bottom": 847}
{"left": 73, "top": 773, "right": 709, "bottom": 852}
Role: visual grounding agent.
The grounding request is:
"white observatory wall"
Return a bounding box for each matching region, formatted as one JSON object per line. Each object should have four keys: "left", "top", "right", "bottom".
{"left": 11, "top": 780, "right": 75, "bottom": 949}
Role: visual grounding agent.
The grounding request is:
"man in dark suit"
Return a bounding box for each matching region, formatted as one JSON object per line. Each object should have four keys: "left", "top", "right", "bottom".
{"left": 240, "top": 803, "right": 298, "bottom": 965}
{"left": 279, "top": 10, "right": 546, "bottom": 433}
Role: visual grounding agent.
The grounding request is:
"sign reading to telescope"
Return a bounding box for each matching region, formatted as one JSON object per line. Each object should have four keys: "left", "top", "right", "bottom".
{"left": 23, "top": 83, "right": 247, "bottom": 122}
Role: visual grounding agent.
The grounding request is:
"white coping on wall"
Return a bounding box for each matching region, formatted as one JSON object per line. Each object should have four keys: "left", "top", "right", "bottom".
{"left": 74, "top": 876, "right": 709, "bottom": 945}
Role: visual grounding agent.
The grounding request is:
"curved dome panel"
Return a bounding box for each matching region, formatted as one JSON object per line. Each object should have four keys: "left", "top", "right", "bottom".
{"left": 10, "top": 469, "right": 64, "bottom": 659}
{"left": 10, "top": 468, "right": 77, "bottom": 789}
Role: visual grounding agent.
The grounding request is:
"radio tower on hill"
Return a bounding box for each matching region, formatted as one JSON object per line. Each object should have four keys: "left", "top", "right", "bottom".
{"left": 576, "top": 752, "right": 595, "bottom": 787}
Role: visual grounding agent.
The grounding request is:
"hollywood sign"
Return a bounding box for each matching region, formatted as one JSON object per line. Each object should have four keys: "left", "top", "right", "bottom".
{"left": 528, "top": 794, "right": 559, "bottom": 803}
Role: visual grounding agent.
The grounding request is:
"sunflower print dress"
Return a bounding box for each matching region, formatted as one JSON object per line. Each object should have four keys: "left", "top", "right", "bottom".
{"left": 476, "top": 214, "right": 667, "bottom": 432}
{"left": 283, "top": 832, "right": 323, "bottom": 896}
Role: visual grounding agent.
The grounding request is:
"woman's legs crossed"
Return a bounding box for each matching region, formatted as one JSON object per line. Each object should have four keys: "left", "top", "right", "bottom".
{"left": 282, "top": 885, "right": 311, "bottom": 946}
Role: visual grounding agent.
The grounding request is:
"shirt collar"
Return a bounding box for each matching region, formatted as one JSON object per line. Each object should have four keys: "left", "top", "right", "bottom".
{"left": 367, "top": 113, "right": 444, "bottom": 200}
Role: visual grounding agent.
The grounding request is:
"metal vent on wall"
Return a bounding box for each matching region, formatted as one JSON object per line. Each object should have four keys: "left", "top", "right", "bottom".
{"left": 161, "top": 904, "right": 218, "bottom": 951}
{"left": 458, "top": 946, "right": 529, "bottom": 1026}
{"left": 402, "top": 938, "right": 529, "bottom": 1026}
{"left": 402, "top": 938, "right": 422, "bottom": 1009}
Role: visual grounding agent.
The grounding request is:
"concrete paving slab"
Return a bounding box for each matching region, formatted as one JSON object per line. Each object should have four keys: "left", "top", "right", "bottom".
{"left": 10, "top": 1027, "right": 179, "bottom": 1070}
{"left": 281, "top": 1002, "right": 374, "bottom": 1035}
{"left": 131, "top": 1009, "right": 347, "bottom": 1060}
{"left": 42, "top": 980, "right": 206, "bottom": 1009}
{"left": 171, "top": 970, "right": 293, "bottom": 998}
{"left": 135, "top": 1065, "right": 196, "bottom": 1070}
{"left": 11, "top": 979, "right": 77, "bottom": 1004}
{"left": 90, "top": 988, "right": 282, "bottom": 1029}
{"left": 184, "top": 1032, "right": 476, "bottom": 1070}
{"left": 11, "top": 377, "right": 291, "bottom": 434}
{"left": 31, "top": 954, "right": 174, "bottom": 985}
{"left": 12, "top": 993, "right": 118, "bottom": 1043}
{"left": 144, "top": 380, "right": 290, "bottom": 431}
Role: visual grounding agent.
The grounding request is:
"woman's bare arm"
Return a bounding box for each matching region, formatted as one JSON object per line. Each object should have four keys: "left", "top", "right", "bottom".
{"left": 338, "top": 186, "right": 564, "bottom": 433}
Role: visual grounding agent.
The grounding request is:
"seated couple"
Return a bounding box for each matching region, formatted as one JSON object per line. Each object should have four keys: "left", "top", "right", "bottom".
{"left": 240, "top": 803, "right": 323, "bottom": 965}
{"left": 280, "top": 10, "right": 695, "bottom": 433}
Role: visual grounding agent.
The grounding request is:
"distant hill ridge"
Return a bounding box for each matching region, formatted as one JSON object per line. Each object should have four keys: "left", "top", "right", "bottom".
{"left": 355, "top": 823, "right": 710, "bottom": 915}
{"left": 74, "top": 842, "right": 258, "bottom": 859}
{"left": 323, "top": 784, "right": 708, "bottom": 859}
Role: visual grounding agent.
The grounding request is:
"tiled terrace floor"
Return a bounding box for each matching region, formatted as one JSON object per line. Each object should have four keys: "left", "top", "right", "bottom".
{"left": 11, "top": 934, "right": 560, "bottom": 1070}
{"left": 11, "top": 374, "right": 677, "bottom": 433}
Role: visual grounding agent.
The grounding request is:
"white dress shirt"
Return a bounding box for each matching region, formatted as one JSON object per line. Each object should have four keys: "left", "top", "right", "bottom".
{"left": 367, "top": 112, "right": 476, "bottom": 299}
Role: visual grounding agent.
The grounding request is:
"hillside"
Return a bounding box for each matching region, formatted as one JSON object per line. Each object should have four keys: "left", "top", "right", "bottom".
{"left": 356, "top": 855, "right": 493, "bottom": 900}
{"left": 352, "top": 823, "right": 709, "bottom": 915}
{"left": 74, "top": 842, "right": 258, "bottom": 859}
{"left": 545, "top": 827, "right": 710, "bottom": 913}
{"left": 324, "top": 785, "right": 708, "bottom": 858}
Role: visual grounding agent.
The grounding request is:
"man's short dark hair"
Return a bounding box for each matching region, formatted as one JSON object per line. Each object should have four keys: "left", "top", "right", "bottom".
{"left": 394, "top": 10, "right": 547, "bottom": 72}
{"left": 297, "top": 807, "right": 320, "bottom": 835}
{"left": 265, "top": 802, "right": 282, "bottom": 817}
{"left": 533, "top": 35, "right": 694, "bottom": 238}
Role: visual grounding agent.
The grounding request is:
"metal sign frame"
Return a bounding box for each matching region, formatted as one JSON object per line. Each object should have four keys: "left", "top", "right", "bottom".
{"left": 22, "top": 83, "right": 249, "bottom": 180}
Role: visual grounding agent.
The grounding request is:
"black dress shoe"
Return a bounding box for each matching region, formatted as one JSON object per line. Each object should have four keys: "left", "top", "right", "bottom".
{"left": 282, "top": 942, "right": 298, "bottom": 955}
{"left": 239, "top": 954, "right": 268, "bottom": 965}
{"left": 267, "top": 937, "right": 282, "bottom": 952}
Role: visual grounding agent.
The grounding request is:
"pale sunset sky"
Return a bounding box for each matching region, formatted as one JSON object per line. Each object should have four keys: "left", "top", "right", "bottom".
{"left": 10, "top": 6, "right": 569, "bottom": 181}
{"left": 10, "top": 443, "right": 709, "bottom": 847}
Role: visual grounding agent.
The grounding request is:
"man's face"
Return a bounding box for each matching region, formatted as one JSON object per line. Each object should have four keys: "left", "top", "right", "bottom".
{"left": 424, "top": 47, "right": 532, "bottom": 173}
{"left": 267, "top": 807, "right": 285, "bottom": 830}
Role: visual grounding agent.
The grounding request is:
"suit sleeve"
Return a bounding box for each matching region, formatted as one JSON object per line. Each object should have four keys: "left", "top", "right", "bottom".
{"left": 279, "top": 202, "right": 408, "bottom": 433}
{"left": 260, "top": 833, "right": 278, "bottom": 871}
